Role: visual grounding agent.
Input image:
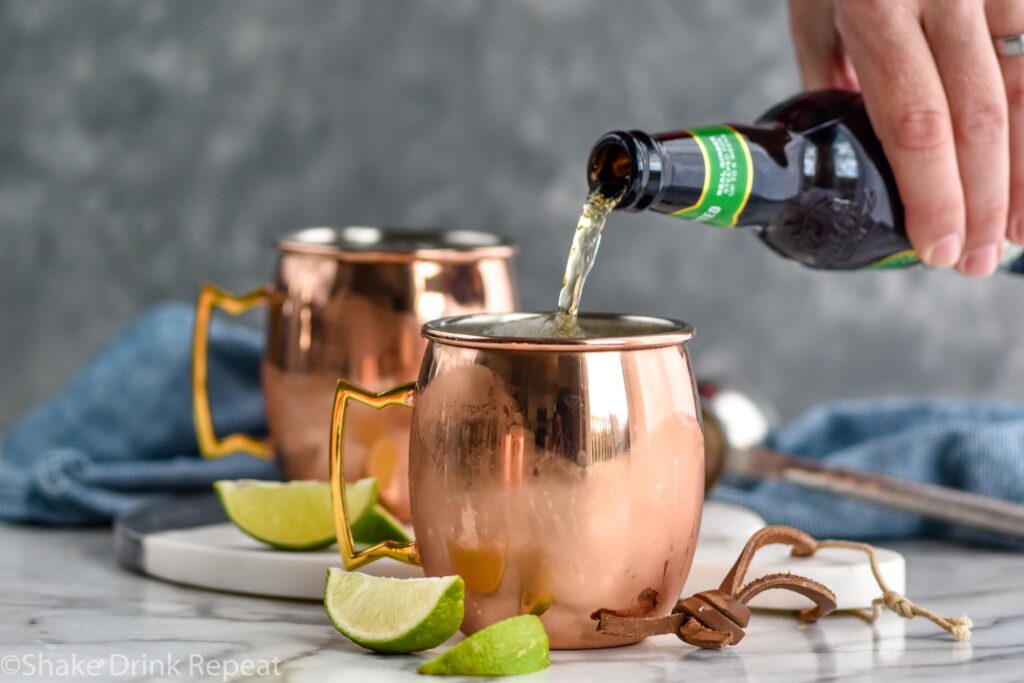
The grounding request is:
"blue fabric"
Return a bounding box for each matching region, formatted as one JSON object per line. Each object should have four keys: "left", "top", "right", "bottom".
{"left": 0, "top": 303, "right": 279, "bottom": 526}
{"left": 713, "top": 398, "right": 1024, "bottom": 547}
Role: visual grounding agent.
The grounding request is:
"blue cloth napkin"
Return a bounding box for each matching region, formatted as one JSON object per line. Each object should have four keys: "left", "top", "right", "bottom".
{"left": 3, "top": 304, "right": 1022, "bottom": 546}
{"left": 713, "top": 398, "right": 1024, "bottom": 547}
{"left": 0, "top": 303, "right": 279, "bottom": 526}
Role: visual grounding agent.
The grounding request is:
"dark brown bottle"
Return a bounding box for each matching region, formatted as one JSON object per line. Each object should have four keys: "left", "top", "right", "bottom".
{"left": 588, "top": 89, "right": 1024, "bottom": 272}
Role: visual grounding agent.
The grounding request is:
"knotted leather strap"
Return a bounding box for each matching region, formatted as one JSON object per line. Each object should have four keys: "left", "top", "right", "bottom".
{"left": 593, "top": 525, "right": 837, "bottom": 649}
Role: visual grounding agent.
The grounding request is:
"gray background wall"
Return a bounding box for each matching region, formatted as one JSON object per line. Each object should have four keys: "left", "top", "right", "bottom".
{"left": 2, "top": 0, "right": 1021, "bottom": 429}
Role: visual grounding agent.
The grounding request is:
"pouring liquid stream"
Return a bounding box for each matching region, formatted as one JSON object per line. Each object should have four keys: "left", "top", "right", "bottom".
{"left": 477, "top": 188, "right": 622, "bottom": 340}
{"left": 554, "top": 189, "right": 622, "bottom": 336}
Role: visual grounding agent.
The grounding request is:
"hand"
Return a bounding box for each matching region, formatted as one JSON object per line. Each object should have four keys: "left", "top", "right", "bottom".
{"left": 789, "top": 0, "right": 1024, "bottom": 276}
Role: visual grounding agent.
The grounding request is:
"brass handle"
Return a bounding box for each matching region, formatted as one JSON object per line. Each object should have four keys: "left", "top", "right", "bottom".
{"left": 192, "top": 282, "right": 271, "bottom": 459}
{"left": 331, "top": 379, "right": 420, "bottom": 569}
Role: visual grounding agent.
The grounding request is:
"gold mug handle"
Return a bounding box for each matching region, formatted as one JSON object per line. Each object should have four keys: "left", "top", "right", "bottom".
{"left": 192, "top": 282, "right": 272, "bottom": 459}
{"left": 331, "top": 379, "right": 420, "bottom": 569}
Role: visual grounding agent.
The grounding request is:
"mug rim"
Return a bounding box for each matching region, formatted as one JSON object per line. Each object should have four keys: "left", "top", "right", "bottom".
{"left": 276, "top": 226, "right": 516, "bottom": 262}
{"left": 422, "top": 312, "right": 695, "bottom": 351}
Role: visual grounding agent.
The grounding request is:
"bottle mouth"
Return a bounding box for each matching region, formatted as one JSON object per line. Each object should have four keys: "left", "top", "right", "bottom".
{"left": 587, "top": 131, "right": 660, "bottom": 211}
{"left": 588, "top": 136, "right": 635, "bottom": 197}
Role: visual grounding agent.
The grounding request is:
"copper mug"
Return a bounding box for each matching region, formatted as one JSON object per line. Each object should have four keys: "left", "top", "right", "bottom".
{"left": 330, "top": 312, "right": 705, "bottom": 649}
{"left": 192, "top": 227, "right": 517, "bottom": 518}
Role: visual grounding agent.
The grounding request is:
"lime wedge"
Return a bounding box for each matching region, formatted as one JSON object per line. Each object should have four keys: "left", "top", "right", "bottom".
{"left": 214, "top": 478, "right": 376, "bottom": 551}
{"left": 352, "top": 503, "right": 413, "bottom": 545}
{"left": 417, "top": 615, "right": 549, "bottom": 676}
{"left": 324, "top": 569, "right": 464, "bottom": 653}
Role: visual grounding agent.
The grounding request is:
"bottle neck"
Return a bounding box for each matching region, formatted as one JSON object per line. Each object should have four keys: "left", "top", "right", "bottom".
{"left": 587, "top": 131, "right": 666, "bottom": 211}
{"left": 587, "top": 126, "right": 797, "bottom": 228}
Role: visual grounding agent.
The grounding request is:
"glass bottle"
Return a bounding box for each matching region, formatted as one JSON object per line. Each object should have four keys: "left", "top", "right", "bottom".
{"left": 588, "top": 89, "right": 1024, "bottom": 272}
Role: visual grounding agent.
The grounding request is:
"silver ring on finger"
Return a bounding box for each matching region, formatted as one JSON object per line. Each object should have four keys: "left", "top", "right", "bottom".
{"left": 995, "top": 33, "right": 1024, "bottom": 56}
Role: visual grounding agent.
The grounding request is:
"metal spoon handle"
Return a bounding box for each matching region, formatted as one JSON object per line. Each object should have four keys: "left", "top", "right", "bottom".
{"left": 732, "top": 448, "right": 1024, "bottom": 540}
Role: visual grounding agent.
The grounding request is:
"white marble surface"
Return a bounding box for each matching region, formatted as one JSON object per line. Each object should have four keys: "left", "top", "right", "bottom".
{"left": 1, "top": 523, "right": 1022, "bottom": 683}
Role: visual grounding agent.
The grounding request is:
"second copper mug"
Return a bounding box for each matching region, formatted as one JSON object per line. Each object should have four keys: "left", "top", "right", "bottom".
{"left": 192, "top": 227, "right": 517, "bottom": 518}
{"left": 330, "top": 313, "right": 705, "bottom": 649}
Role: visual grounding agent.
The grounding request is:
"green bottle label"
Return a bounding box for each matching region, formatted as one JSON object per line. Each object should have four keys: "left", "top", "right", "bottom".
{"left": 672, "top": 124, "right": 754, "bottom": 228}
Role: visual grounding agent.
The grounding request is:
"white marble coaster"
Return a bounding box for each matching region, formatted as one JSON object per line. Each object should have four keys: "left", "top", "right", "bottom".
{"left": 685, "top": 538, "right": 905, "bottom": 611}
{"left": 686, "top": 501, "right": 906, "bottom": 610}
{"left": 142, "top": 522, "right": 422, "bottom": 600}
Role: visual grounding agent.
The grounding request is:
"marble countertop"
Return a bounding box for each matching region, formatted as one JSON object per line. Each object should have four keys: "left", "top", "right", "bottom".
{"left": 1, "top": 523, "right": 1021, "bottom": 683}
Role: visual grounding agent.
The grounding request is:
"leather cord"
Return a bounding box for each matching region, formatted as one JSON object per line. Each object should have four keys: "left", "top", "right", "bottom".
{"left": 593, "top": 526, "right": 837, "bottom": 649}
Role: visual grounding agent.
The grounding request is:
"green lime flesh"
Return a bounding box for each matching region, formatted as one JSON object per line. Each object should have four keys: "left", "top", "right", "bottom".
{"left": 214, "top": 478, "right": 376, "bottom": 551}
{"left": 324, "top": 569, "right": 464, "bottom": 654}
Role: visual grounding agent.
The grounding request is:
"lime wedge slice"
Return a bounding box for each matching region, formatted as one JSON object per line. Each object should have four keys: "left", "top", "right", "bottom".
{"left": 214, "top": 478, "right": 376, "bottom": 551}
{"left": 417, "top": 614, "right": 549, "bottom": 676}
{"left": 352, "top": 503, "right": 413, "bottom": 545}
{"left": 324, "top": 569, "right": 464, "bottom": 653}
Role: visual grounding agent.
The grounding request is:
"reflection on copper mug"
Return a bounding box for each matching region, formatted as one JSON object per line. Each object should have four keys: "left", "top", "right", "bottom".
{"left": 330, "top": 313, "right": 704, "bottom": 649}
{"left": 192, "top": 227, "right": 517, "bottom": 518}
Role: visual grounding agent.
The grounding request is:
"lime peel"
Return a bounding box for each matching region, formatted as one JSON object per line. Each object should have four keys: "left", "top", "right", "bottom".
{"left": 215, "top": 478, "right": 410, "bottom": 550}
{"left": 353, "top": 503, "right": 413, "bottom": 544}
{"left": 215, "top": 479, "right": 375, "bottom": 551}
{"left": 417, "top": 614, "right": 550, "bottom": 676}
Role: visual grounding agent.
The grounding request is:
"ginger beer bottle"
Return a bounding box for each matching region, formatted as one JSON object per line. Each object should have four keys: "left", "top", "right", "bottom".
{"left": 588, "top": 89, "right": 1024, "bottom": 272}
